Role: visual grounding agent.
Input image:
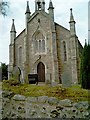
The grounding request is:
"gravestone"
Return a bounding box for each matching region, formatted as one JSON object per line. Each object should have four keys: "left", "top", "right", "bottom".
{"left": 12, "top": 66, "right": 21, "bottom": 82}
{"left": 62, "top": 71, "right": 72, "bottom": 87}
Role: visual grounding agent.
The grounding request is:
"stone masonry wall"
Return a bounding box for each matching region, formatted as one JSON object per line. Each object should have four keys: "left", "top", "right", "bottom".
{"left": 0, "top": 91, "right": 90, "bottom": 119}
{"left": 55, "top": 24, "right": 72, "bottom": 86}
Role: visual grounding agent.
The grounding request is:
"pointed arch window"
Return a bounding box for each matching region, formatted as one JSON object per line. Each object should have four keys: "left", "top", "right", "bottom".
{"left": 63, "top": 41, "right": 67, "bottom": 61}
{"left": 33, "top": 31, "right": 46, "bottom": 54}
{"left": 18, "top": 46, "right": 22, "bottom": 66}
{"left": 39, "top": 40, "right": 42, "bottom": 52}
{"left": 42, "top": 39, "right": 45, "bottom": 52}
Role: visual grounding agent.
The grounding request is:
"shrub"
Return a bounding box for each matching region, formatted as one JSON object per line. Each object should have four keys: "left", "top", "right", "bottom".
{"left": 80, "top": 43, "right": 90, "bottom": 89}
{"left": 3, "top": 78, "right": 20, "bottom": 86}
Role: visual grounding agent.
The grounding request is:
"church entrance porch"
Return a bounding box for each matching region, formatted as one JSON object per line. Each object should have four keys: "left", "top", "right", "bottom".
{"left": 37, "top": 62, "right": 45, "bottom": 82}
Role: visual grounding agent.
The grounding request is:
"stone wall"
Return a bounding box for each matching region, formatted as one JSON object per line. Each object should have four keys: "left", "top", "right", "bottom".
{"left": 0, "top": 91, "right": 90, "bottom": 119}
{"left": 55, "top": 23, "right": 72, "bottom": 86}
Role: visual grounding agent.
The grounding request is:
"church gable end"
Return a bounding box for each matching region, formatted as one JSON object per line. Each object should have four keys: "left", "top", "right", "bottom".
{"left": 8, "top": 0, "right": 83, "bottom": 86}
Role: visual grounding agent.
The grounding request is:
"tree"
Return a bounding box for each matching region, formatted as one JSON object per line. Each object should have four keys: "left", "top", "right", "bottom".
{"left": 0, "top": 63, "right": 8, "bottom": 80}
{"left": 0, "top": 0, "right": 9, "bottom": 16}
{"left": 80, "top": 41, "right": 90, "bottom": 89}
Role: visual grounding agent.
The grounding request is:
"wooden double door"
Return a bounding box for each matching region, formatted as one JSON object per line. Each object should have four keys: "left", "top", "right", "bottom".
{"left": 37, "top": 62, "right": 45, "bottom": 82}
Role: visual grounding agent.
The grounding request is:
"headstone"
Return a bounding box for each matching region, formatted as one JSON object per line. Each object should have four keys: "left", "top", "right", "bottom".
{"left": 62, "top": 71, "right": 72, "bottom": 87}
{"left": 12, "top": 66, "right": 21, "bottom": 82}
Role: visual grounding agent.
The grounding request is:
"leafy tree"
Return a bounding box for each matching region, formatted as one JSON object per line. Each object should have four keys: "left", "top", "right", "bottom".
{"left": 0, "top": 0, "right": 9, "bottom": 16}
{"left": 80, "top": 41, "right": 90, "bottom": 89}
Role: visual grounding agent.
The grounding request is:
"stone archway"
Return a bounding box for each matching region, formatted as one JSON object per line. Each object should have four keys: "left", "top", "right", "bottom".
{"left": 37, "top": 62, "right": 45, "bottom": 82}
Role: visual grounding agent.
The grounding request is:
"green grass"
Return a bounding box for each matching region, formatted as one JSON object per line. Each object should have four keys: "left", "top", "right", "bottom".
{"left": 2, "top": 79, "right": 89, "bottom": 102}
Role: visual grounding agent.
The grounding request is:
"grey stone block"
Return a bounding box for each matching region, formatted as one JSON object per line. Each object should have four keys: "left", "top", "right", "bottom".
{"left": 48, "top": 97, "right": 59, "bottom": 105}
{"left": 73, "top": 101, "right": 89, "bottom": 110}
{"left": 26, "top": 97, "right": 38, "bottom": 103}
{"left": 13, "top": 94, "right": 25, "bottom": 101}
{"left": 38, "top": 96, "right": 48, "bottom": 103}
{"left": 58, "top": 99, "right": 73, "bottom": 107}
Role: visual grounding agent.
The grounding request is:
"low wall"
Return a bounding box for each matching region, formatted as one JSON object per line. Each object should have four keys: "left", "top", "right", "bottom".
{"left": 0, "top": 91, "right": 90, "bottom": 119}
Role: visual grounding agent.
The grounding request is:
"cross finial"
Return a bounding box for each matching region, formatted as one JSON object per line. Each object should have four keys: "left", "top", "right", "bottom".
{"left": 70, "top": 8, "right": 72, "bottom": 11}
{"left": 12, "top": 19, "right": 14, "bottom": 23}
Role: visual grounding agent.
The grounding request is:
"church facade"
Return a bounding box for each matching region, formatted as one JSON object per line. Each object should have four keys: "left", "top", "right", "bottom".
{"left": 8, "top": 0, "right": 83, "bottom": 85}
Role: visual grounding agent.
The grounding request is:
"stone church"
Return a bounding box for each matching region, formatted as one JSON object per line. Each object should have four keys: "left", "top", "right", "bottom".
{"left": 8, "top": 0, "right": 83, "bottom": 85}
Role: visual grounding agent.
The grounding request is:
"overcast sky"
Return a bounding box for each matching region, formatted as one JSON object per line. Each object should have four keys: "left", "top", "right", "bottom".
{"left": 0, "top": 0, "right": 89, "bottom": 64}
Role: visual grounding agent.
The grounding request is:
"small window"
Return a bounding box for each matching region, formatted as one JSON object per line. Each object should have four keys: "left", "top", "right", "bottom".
{"left": 18, "top": 46, "right": 22, "bottom": 66}
{"left": 34, "top": 40, "right": 38, "bottom": 53}
{"left": 63, "top": 41, "right": 67, "bottom": 61}
{"left": 42, "top": 39, "right": 45, "bottom": 52}
{"left": 39, "top": 40, "right": 41, "bottom": 52}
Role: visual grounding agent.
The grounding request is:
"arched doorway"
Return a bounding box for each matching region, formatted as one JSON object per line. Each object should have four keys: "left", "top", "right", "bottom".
{"left": 37, "top": 62, "right": 45, "bottom": 82}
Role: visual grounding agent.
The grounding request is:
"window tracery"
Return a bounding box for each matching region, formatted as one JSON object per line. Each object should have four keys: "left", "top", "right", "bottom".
{"left": 33, "top": 31, "right": 46, "bottom": 54}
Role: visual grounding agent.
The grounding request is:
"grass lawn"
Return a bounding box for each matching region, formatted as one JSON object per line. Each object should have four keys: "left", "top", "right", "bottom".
{"left": 2, "top": 79, "right": 89, "bottom": 102}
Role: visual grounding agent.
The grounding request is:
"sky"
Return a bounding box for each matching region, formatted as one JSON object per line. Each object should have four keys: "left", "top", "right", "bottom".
{"left": 0, "top": 0, "right": 89, "bottom": 64}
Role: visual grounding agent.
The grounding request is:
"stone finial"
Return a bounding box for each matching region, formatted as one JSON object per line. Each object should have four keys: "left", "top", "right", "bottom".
{"left": 10, "top": 19, "right": 16, "bottom": 32}
{"left": 12, "top": 19, "right": 14, "bottom": 22}
{"left": 70, "top": 8, "right": 75, "bottom": 23}
{"left": 48, "top": 0, "right": 54, "bottom": 9}
{"left": 25, "top": 1, "right": 30, "bottom": 14}
{"left": 69, "top": 8, "right": 76, "bottom": 36}
{"left": 70, "top": 8, "right": 72, "bottom": 11}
